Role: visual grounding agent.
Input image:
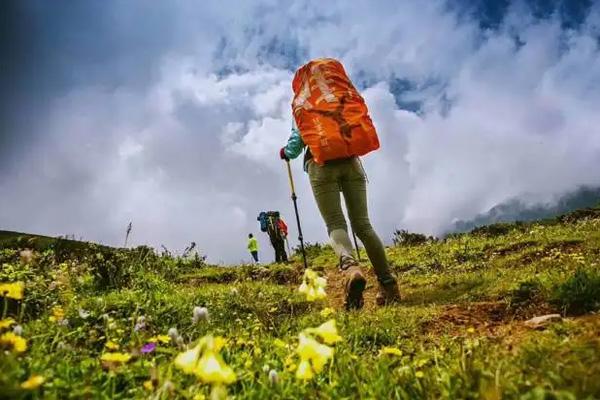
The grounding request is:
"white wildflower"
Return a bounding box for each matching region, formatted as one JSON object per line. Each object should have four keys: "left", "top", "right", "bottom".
{"left": 13, "top": 325, "right": 23, "bottom": 335}
{"left": 268, "top": 369, "right": 279, "bottom": 385}
{"left": 192, "top": 306, "right": 209, "bottom": 323}
{"left": 168, "top": 327, "right": 179, "bottom": 341}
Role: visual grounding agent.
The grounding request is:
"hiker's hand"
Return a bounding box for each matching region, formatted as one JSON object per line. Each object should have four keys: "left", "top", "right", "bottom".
{"left": 279, "top": 148, "right": 289, "bottom": 161}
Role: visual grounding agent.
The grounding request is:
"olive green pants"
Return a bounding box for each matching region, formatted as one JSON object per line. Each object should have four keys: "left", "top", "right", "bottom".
{"left": 307, "top": 158, "right": 395, "bottom": 285}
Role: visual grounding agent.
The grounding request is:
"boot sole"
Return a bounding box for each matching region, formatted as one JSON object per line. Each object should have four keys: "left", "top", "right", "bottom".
{"left": 345, "top": 275, "right": 367, "bottom": 310}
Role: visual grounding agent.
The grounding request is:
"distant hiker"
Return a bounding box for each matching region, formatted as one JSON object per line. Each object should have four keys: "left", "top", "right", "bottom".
{"left": 278, "top": 217, "right": 292, "bottom": 256}
{"left": 277, "top": 218, "right": 288, "bottom": 238}
{"left": 257, "top": 211, "right": 288, "bottom": 263}
{"left": 279, "top": 57, "right": 401, "bottom": 309}
{"left": 247, "top": 233, "right": 259, "bottom": 264}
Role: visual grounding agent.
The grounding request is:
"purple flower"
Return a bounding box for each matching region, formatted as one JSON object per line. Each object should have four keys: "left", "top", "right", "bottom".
{"left": 141, "top": 342, "right": 156, "bottom": 354}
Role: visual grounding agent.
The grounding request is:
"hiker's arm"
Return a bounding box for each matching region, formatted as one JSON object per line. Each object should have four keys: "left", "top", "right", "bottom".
{"left": 282, "top": 121, "right": 305, "bottom": 160}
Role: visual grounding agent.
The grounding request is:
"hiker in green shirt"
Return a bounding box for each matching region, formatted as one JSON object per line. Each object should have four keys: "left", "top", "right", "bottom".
{"left": 247, "top": 233, "right": 259, "bottom": 264}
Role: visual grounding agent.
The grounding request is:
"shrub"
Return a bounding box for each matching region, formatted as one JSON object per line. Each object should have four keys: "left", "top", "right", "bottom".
{"left": 471, "top": 223, "right": 515, "bottom": 237}
{"left": 392, "top": 230, "right": 433, "bottom": 246}
{"left": 551, "top": 268, "right": 600, "bottom": 315}
{"left": 507, "top": 279, "right": 543, "bottom": 309}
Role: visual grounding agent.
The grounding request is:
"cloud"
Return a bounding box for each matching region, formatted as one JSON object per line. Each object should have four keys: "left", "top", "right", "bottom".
{"left": 1, "top": 0, "right": 600, "bottom": 262}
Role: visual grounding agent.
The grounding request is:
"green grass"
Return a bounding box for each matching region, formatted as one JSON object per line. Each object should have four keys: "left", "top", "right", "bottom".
{"left": 1, "top": 207, "right": 600, "bottom": 399}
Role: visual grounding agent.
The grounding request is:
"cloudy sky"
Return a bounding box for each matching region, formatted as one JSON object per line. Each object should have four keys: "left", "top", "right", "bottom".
{"left": 1, "top": 0, "right": 599, "bottom": 263}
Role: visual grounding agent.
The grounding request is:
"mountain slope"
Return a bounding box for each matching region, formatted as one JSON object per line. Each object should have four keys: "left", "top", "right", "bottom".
{"left": 450, "top": 186, "right": 600, "bottom": 233}
{"left": 1, "top": 207, "right": 599, "bottom": 398}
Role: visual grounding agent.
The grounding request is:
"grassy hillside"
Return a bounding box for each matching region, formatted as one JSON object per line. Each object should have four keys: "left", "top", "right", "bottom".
{"left": 1, "top": 207, "right": 600, "bottom": 399}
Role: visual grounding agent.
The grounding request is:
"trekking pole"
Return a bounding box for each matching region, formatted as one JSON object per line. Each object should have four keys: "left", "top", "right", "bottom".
{"left": 352, "top": 230, "right": 362, "bottom": 261}
{"left": 285, "top": 160, "right": 308, "bottom": 269}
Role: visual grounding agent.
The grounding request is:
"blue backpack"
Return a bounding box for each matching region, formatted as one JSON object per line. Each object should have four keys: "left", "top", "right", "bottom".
{"left": 257, "top": 211, "right": 280, "bottom": 233}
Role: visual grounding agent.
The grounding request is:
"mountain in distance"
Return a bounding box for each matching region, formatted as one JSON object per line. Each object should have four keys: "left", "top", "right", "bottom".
{"left": 449, "top": 186, "right": 600, "bottom": 234}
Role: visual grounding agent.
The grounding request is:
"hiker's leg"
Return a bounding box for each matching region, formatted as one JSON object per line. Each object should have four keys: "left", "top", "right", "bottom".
{"left": 279, "top": 239, "right": 288, "bottom": 262}
{"left": 341, "top": 159, "right": 396, "bottom": 285}
{"left": 307, "top": 161, "right": 355, "bottom": 262}
{"left": 276, "top": 237, "right": 286, "bottom": 262}
{"left": 251, "top": 251, "right": 259, "bottom": 263}
{"left": 270, "top": 235, "right": 280, "bottom": 262}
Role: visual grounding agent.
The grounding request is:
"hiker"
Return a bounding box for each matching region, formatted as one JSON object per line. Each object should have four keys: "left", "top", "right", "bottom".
{"left": 247, "top": 233, "right": 259, "bottom": 264}
{"left": 278, "top": 217, "right": 292, "bottom": 256}
{"left": 279, "top": 57, "right": 401, "bottom": 309}
{"left": 257, "top": 211, "right": 288, "bottom": 263}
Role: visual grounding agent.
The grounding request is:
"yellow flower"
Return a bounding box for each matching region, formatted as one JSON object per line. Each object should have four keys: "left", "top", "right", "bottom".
{"left": 416, "top": 358, "right": 429, "bottom": 368}
{"left": 273, "top": 338, "right": 287, "bottom": 348}
{"left": 174, "top": 336, "right": 236, "bottom": 385}
{"left": 295, "top": 359, "right": 314, "bottom": 380}
{"left": 298, "top": 281, "right": 309, "bottom": 294}
{"left": 415, "top": 370, "right": 424, "bottom": 378}
{"left": 286, "top": 362, "right": 297, "bottom": 372}
{"left": 100, "top": 352, "right": 131, "bottom": 363}
{"left": 307, "top": 286, "right": 327, "bottom": 301}
{"left": 157, "top": 334, "right": 171, "bottom": 343}
{"left": 105, "top": 341, "right": 119, "bottom": 350}
{"left": 304, "top": 319, "right": 342, "bottom": 345}
{"left": 143, "top": 380, "right": 154, "bottom": 391}
{"left": 284, "top": 355, "right": 295, "bottom": 367}
{"left": 20, "top": 375, "right": 45, "bottom": 390}
{"left": 319, "top": 307, "right": 334, "bottom": 318}
{"left": 0, "top": 332, "right": 27, "bottom": 353}
{"left": 466, "top": 327, "right": 476, "bottom": 334}
{"left": 315, "top": 276, "right": 327, "bottom": 288}
{"left": 298, "top": 269, "right": 327, "bottom": 301}
{"left": 304, "top": 269, "right": 317, "bottom": 280}
{"left": 0, "top": 318, "right": 16, "bottom": 330}
{"left": 49, "top": 306, "right": 65, "bottom": 322}
{"left": 194, "top": 352, "right": 236, "bottom": 385}
{"left": 199, "top": 335, "right": 227, "bottom": 353}
{"left": 174, "top": 345, "right": 202, "bottom": 374}
{"left": 149, "top": 335, "right": 171, "bottom": 344}
{"left": 379, "top": 347, "right": 403, "bottom": 357}
{"left": 296, "top": 333, "right": 333, "bottom": 374}
{"left": 0, "top": 282, "right": 24, "bottom": 300}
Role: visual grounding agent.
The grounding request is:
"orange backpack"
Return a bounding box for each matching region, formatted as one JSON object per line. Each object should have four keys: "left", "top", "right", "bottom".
{"left": 291, "top": 58, "right": 380, "bottom": 165}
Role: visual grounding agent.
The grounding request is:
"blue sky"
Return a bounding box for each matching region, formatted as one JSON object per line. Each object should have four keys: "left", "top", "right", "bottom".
{"left": 1, "top": 0, "right": 599, "bottom": 262}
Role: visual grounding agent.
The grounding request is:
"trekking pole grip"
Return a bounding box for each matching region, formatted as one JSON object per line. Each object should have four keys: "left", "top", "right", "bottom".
{"left": 286, "top": 160, "right": 296, "bottom": 196}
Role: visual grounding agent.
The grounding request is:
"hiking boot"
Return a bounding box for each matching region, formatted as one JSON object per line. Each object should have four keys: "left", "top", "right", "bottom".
{"left": 376, "top": 281, "right": 401, "bottom": 306}
{"left": 342, "top": 264, "right": 366, "bottom": 310}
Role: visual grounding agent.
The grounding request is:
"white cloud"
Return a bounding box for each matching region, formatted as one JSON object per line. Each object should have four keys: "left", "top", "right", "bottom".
{"left": 2, "top": 0, "right": 600, "bottom": 261}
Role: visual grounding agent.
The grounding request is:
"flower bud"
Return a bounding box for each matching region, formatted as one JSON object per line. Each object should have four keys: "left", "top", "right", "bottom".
{"left": 268, "top": 369, "right": 279, "bottom": 385}
{"left": 192, "top": 307, "right": 209, "bottom": 323}
{"left": 167, "top": 327, "right": 179, "bottom": 340}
